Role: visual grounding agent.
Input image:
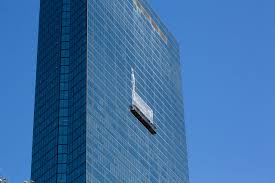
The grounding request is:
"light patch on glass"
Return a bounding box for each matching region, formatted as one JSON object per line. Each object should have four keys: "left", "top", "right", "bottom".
{"left": 133, "top": 0, "right": 168, "bottom": 44}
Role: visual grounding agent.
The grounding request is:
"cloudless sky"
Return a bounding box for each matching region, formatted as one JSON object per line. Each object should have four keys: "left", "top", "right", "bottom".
{"left": 0, "top": 0, "right": 275, "bottom": 182}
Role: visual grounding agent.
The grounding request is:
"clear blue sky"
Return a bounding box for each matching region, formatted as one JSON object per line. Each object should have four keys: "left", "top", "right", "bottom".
{"left": 0, "top": 0, "right": 274, "bottom": 182}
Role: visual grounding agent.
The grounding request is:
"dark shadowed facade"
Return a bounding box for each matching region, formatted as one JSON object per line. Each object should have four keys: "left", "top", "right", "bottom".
{"left": 31, "top": 0, "right": 189, "bottom": 182}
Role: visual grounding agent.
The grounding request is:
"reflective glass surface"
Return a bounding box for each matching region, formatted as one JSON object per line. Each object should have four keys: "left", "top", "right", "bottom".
{"left": 32, "top": 0, "right": 189, "bottom": 182}
{"left": 86, "top": 0, "right": 189, "bottom": 182}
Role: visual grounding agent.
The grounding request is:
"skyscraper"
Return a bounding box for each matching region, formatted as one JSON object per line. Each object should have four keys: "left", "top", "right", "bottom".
{"left": 31, "top": 0, "right": 189, "bottom": 182}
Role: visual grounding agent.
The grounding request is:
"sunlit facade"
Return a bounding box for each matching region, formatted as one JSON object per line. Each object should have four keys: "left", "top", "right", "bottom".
{"left": 31, "top": 0, "right": 189, "bottom": 182}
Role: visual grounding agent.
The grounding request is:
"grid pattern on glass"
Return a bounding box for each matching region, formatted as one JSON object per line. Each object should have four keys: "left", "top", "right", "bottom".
{"left": 31, "top": 0, "right": 63, "bottom": 182}
{"left": 31, "top": 0, "right": 87, "bottom": 182}
{"left": 86, "top": 0, "right": 189, "bottom": 182}
{"left": 56, "top": 0, "right": 71, "bottom": 182}
{"left": 67, "top": 0, "right": 87, "bottom": 182}
{"left": 32, "top": 0, "right": 189, "bottom": 182}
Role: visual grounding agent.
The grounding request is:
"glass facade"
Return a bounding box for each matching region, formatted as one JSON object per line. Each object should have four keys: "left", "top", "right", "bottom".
{"left": 31, "top": 0, "right": 189, "bottom": 182}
